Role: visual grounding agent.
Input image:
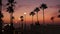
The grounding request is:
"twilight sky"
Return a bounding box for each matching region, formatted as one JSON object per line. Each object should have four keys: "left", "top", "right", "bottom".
{"left": 2, "top": 0, "right": 60, "bottom": 24}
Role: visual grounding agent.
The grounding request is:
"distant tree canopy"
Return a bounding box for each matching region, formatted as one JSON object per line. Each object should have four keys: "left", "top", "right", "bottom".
{"left": 30, "top": 12, "right": 35, "bottom": 16}
{"left": 34, "top": 7, "right": 40, "bottom": 12}
{"left": 20, "top": 16, "right": 24, "bottom": 21}
{"left": 51, "top": 17, "right": 54, "bottom": 20}
{"left": 40, "top": 3, "right": 48, "bottom": 10}
{"left": 58, "top": 10, "right": 60, "bottom": 13}
{"left": 58, "top": 15, "right": 60, "bottom": 18}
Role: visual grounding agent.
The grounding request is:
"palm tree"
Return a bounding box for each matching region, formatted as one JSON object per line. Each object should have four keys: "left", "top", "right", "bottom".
{"left": 7, "top": 6, "right": 14, "bottom": 23}
{"left": 0, "top": 11, "right": 4, "bottom": 19}
{"left": 0, "top": 0, "right": 4, "bottom": 33}
{"left": 20, "top": 16, "right": 24, "bottom": 34}
{"left": 0, "top": 11, "right": 4, "bottom": 34}
{"left": 20, "top": 16, "right": 24, "bottom": 22}
{"left": 58, "top": 15, "right": 60, "bottom": 18}
{"left": 51, "top": 17, "right": 54, "bottom": 23}
{"left": 0, "top": 0, "right": 4, "bottom": 20}
{"left": 6, "top": 0, "right": 16, "bottom": 23}
{"left": 6, "top": 0, "right": 16, "bottom": 34}
{"left": 58, "top": 10, "right": 60, "bottom": 18}
{"left": 40, "top": 3, "right": 48, "bottom": 24}
{"left": 34, "top": 7, "right": 40, "bottom": 22}
{"left": 30, "top": 12, "right": 35, "bottom": 23}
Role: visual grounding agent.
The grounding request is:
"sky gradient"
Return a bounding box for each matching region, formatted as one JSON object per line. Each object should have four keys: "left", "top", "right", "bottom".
{"left": 2, "top": 0, "right": 60, "bottom": 24}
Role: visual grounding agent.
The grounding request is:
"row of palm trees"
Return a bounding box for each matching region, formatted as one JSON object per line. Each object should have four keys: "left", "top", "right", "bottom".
{"left": 0, "top": 0, "right": 16, "bottom": 33}
{"left": 30, "top": 3, "right": 48, "bottom": 24}
{"left": 1, "top": 0, "right": 60, "bottom": 34}
{"left": 1, "top": 0, "right": 60, "bottom": 25}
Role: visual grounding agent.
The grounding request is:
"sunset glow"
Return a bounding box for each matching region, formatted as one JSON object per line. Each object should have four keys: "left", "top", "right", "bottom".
{"left": 2, "top": 0, "right": 60, "bottom": 24}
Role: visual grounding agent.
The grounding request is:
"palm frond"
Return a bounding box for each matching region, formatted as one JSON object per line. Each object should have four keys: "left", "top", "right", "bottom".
{"left": 51, "top": 17, "right": 54, "bottom": 20}
{"left": 20, "top": 16, "right": 24, "bottom": 19}
{"left": 58, "top": 15, "right": 60, "bottom": 18}
{"left": 34, "top": 7, "right": 40, "bottom": 12}
{"left": 40, "top": 3, "right": 47, "bottom": 9}
{"left": 58, "top": 10, "right": 60, "bottom": 13}
{"left": 30, "top": 12, "right": 35, "bottom": 16}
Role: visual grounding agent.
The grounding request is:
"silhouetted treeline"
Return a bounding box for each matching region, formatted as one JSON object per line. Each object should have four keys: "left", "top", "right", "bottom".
{"left": 13, "top": 22, "right": 60, "bottom": 34}
{"left": 1, "top": 0, "right": 60, "bottom": 34}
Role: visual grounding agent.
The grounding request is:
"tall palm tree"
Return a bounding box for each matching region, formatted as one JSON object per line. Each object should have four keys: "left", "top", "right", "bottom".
{"left": 34, "top": 7, "right": 40, "bottom": 22}
{"left": 0, "top": 0, "right": 4, "bottom": 33}
{"left": 20, "top": 16, "right": 24, "bottom": 34}
{"left": 30, "top": 12, "right": 35, "bottom": 23}
{"left": 6, "top": 0, "right": 16, "bottom": 34}
{"left": 51, "top": 17, "right": 54, "bottom": 23}
{"left": 6, "top": 0, "right": 16, "bottom": 23}
{"left": 40, "top": 3, "right": 48, "bottom": 24}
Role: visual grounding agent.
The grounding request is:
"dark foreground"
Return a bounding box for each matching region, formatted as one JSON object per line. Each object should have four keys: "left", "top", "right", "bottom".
{"left": 2, "top": 22, "right": 60, "bottom": 34}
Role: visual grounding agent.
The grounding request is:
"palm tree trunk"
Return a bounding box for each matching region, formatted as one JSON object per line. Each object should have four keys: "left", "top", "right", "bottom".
{"left": 42, "top": 9, "right": 45, "bottom": 34}
{"left": 24, "top": 14, "right": 26, "bottom": 23}
{"left": 52, "top": 20, "right": 54, "bottom": 24}
{"left": 32, "top": 16, "right": 33, "bottom": 23}
{"left": 0, "top": 0, "right": 2, "bottom": 34}
{"left": 10, "top": 13, "right": 14, "bottom": 34}
{"left": 37, "top": 12, "right": 38, "bottom": 22}
{"left": 10, "top": 13, "right": 13, "bottom": 23}
{"left": 21, "top": 20, "right": 23, "bottom": 34}
{"left": 0, "top": 0, "right": 2, "bottom": 16}
{"left": 43, "top": 9, "right": 45, "bottom": 24}
{"left": 0, "top": 18, "right": 2, "bottom": 34}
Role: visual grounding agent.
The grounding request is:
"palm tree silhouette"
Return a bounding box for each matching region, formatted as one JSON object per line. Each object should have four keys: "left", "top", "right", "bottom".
{"left": 0, "top": 11, "right": 4, "bottom": 34}
{"left": 30, "top": 12, "right": 35, "bottom": 23}
{"left": 20, "top": 16, "right": 24, "bottom": 22}
{"left": 6, "top": 0, "right": 16, "bottom": 23}
{"left": 58, "top": 10, "right": 60, "bottom": 13}
{"left": 0, "top": 11, "right": 4, "bottom": 19}
{"left": 7, "top": 6, "right": 14, "bottom": 23}
{"left": 58, "top": 15, "right": 60, "bottom": 18}
{"left": 51, "top": 17, "right": 54, "bottom": 23}
{"left": 0, "top": 0, "right": 3, "bottom": 18}
{"left": 6, "top": 0, "right": 16, "bottom": 34}
{"left": 58, "top": 10, "right": 60, "bottom": 18}
{"left": 0, "top": 0, "right": 4, "bottom": 33}
{"left": 20, "top": 16, "right": 24, "bottom": 34}
{"left": 40, "top": 3, "right": 48, "bottom": 24}
{"left": 34, "top": 7, "right": 40, "bottom": 22}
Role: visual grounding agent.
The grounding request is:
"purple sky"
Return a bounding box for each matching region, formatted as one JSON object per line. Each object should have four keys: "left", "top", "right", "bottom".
{"left": 2, "top": 0, "right": 60, "bottom": 24}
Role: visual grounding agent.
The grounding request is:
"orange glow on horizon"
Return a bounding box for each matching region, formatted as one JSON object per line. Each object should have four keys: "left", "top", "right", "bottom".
{"left": 2, "top": 0, "right": 60, "bottom": 24}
